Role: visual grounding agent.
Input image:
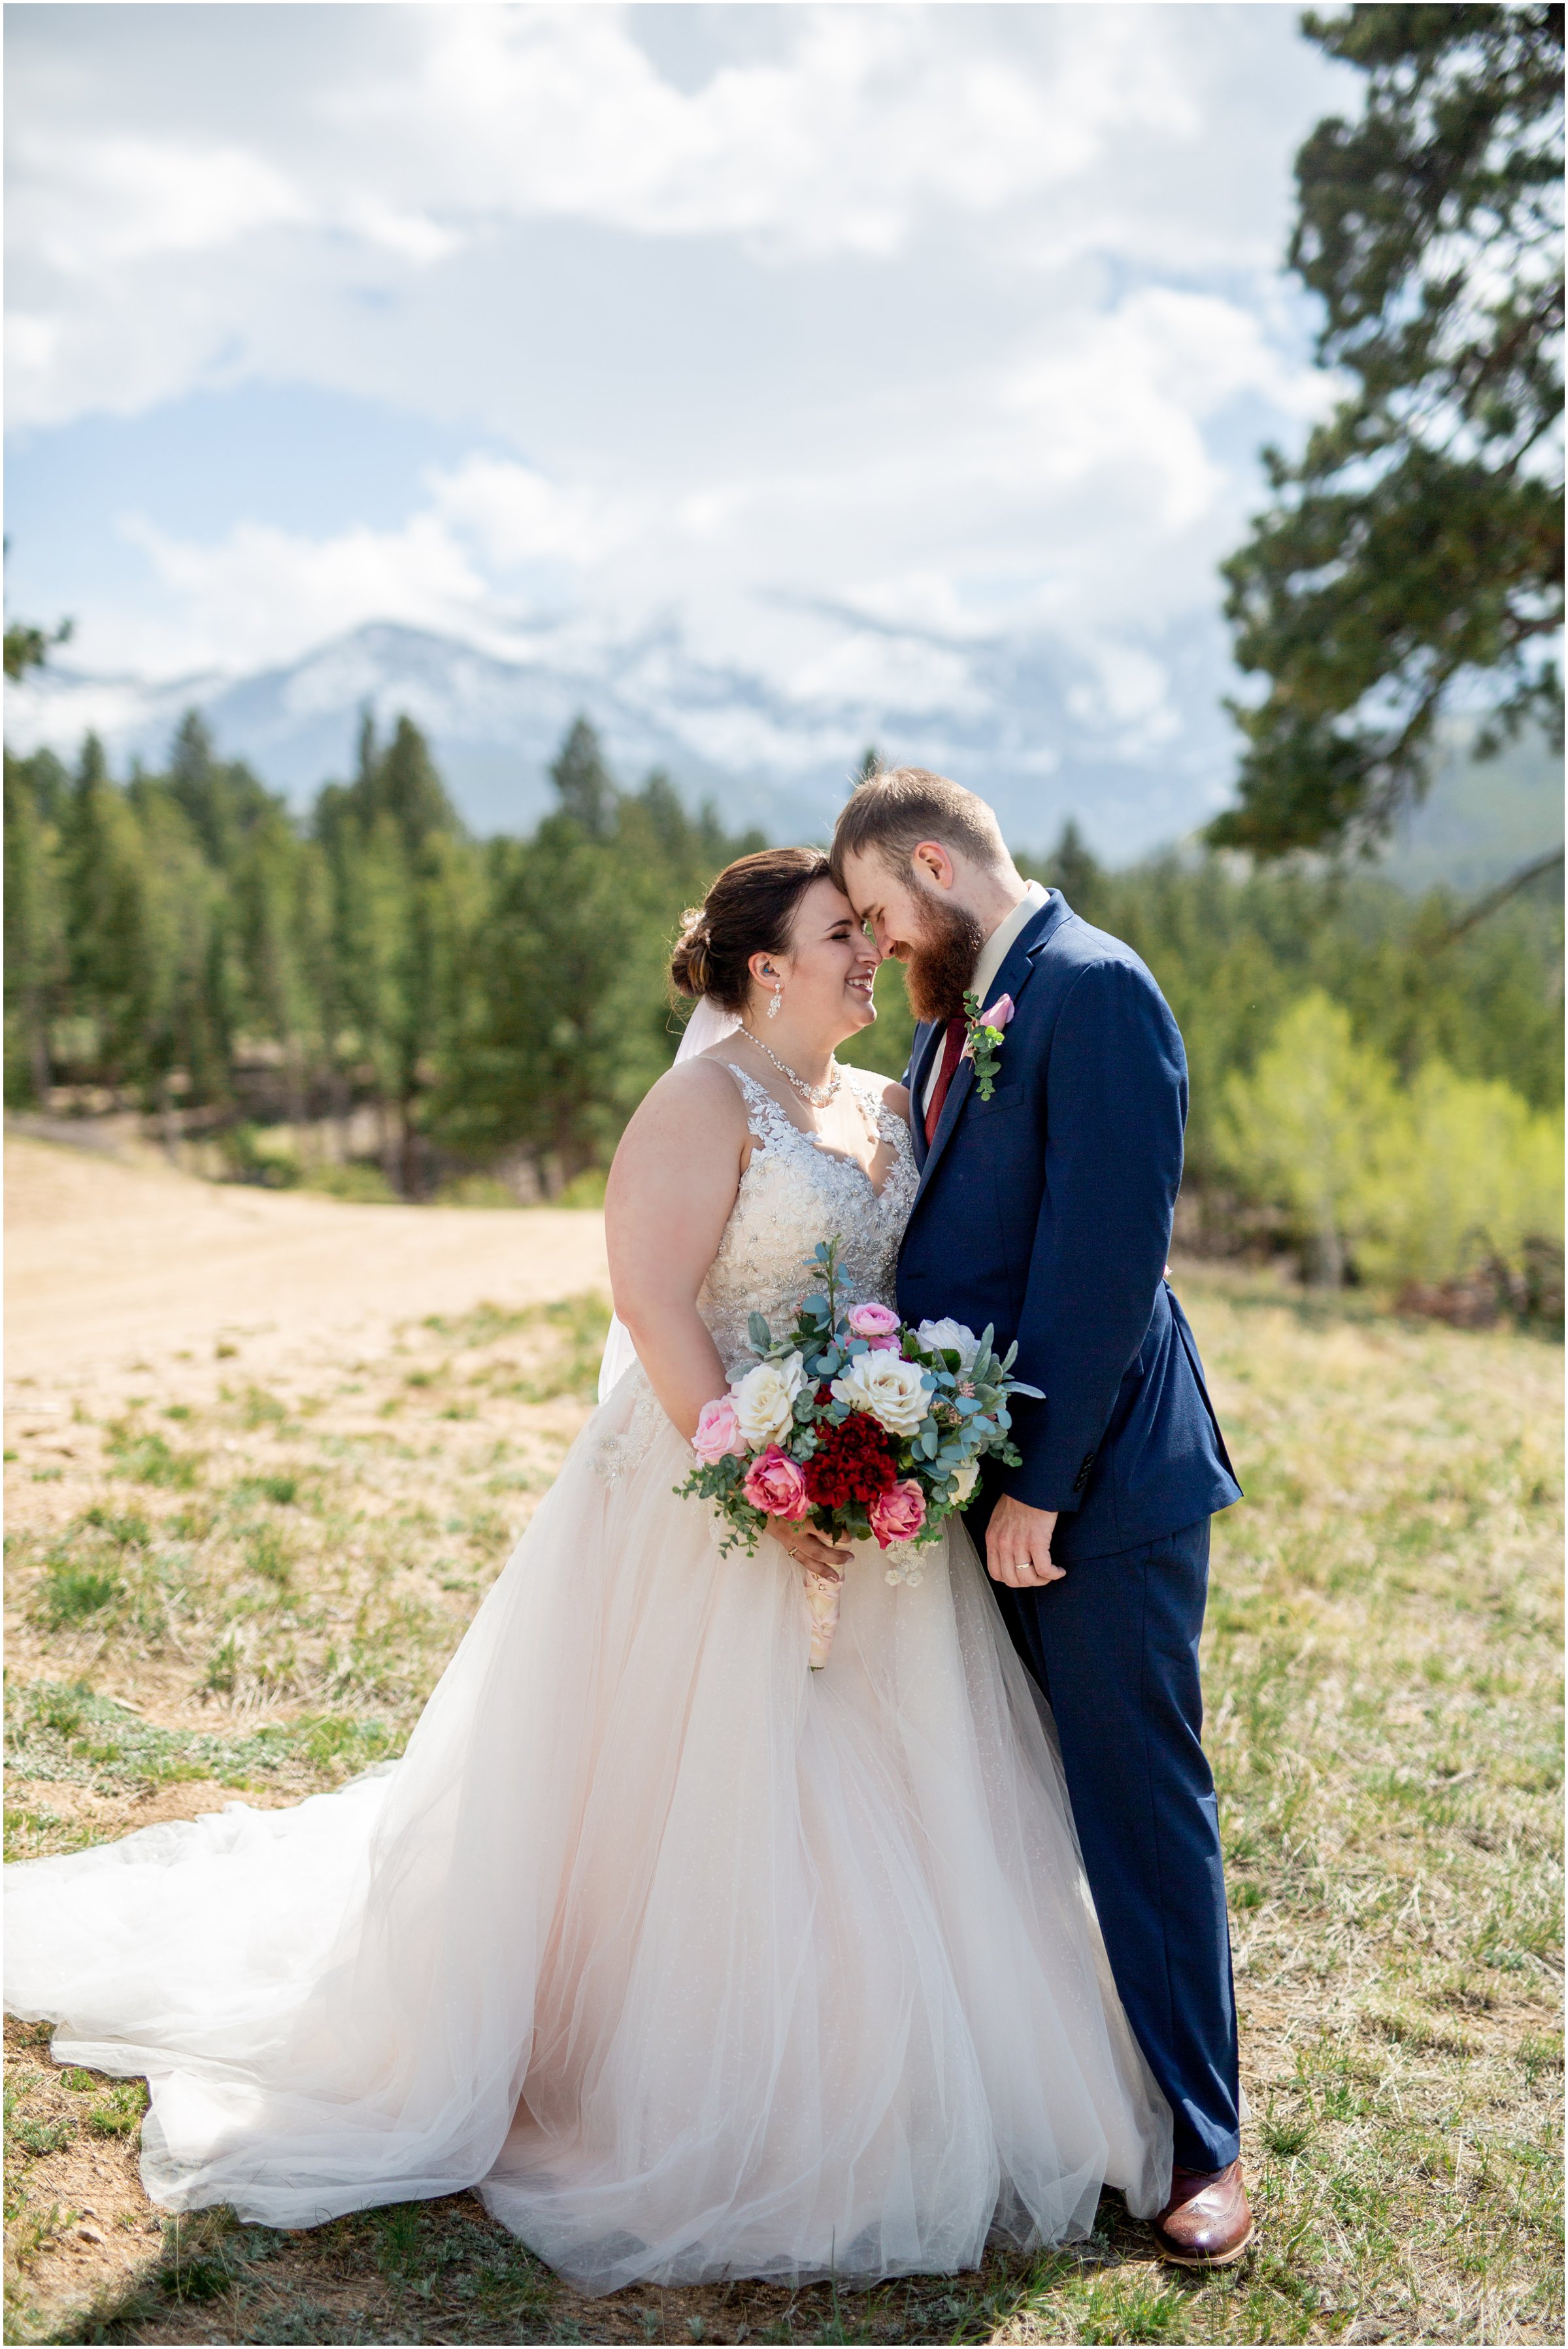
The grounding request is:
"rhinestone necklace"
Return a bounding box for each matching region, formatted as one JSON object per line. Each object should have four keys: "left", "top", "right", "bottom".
{"left": 741, "top": 1028, "right": 843, "bottom": 1108}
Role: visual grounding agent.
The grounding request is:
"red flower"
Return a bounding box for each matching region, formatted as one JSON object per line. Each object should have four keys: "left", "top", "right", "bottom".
{"left": 804, "top": 1410, "right": 898, "bottom": 1509}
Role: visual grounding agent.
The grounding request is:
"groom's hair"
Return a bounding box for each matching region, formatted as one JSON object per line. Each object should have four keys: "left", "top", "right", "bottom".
{"left": 829, "top": 766, "right": 1009, "bottom": 888}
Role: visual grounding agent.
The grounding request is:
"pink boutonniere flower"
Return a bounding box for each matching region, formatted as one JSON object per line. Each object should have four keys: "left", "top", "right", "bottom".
{"left": 959, "top": 990, "right": 1014, "bottom": 1101}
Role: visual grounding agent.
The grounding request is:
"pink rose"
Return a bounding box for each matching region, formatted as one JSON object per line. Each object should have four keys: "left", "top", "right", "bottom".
{"left": 848, "top": 1302, "right": 901, "bottom": 1340}
{"left": 744, "top": 1446, "right": 812, "bottom": 1520}
{"left": 869, "top": 1478, "right": 927, "bottom": 1549}
{"left": 692, "top": 1396, "right": 746, "bottom": 1465}
{"left": 978, "top": 993, "right": 1014, "bottom": 1030}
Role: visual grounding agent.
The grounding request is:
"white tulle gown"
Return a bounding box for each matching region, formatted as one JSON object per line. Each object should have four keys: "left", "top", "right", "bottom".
{"left": 5, "top": 1061, "right": 1171, "bottom": 2295}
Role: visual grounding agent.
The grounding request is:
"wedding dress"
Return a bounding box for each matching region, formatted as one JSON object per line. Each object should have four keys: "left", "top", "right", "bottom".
{"left": 5, "top": 1060, "right": 1171, "bottom": 2295}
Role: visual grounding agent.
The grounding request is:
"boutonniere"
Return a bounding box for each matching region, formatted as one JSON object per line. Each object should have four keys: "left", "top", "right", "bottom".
{"left": 960, "top": 991, "right": 1014, "bottom": 1100}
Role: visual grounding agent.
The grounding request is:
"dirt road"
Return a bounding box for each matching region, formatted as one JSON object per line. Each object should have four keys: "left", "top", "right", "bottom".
{"left": 5, "top": 1136, "right": 610, "bottom": 1387}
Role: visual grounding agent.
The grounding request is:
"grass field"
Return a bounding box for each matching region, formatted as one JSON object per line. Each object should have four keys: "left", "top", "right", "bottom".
{"left": 4, "top": 1257, "right": 1561, "bottom": 2345}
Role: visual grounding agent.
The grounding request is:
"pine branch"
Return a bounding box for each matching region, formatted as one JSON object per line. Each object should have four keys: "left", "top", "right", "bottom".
{"left": 1438, "top": 842, "right": 1565, "bottom": 942}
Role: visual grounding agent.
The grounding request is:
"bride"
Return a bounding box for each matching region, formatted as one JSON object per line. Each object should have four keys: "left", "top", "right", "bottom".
{"left": 6, "top": 846, "right": 1171, "bottom": 2295}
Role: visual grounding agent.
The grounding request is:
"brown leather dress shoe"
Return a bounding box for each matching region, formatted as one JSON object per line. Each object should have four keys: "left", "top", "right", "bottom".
{"left": 1151, "top": 2159, "right": 1254, "bottom": 2266}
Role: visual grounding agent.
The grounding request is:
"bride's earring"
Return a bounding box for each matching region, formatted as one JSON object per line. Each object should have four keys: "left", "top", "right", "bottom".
{"left": 767, "top": 984, "right": 782, "bottom": 1020}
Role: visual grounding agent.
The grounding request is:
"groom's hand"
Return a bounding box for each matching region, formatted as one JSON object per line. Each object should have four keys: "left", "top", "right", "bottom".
{"left": 986, "top": 1495, "right": 1063, "bottom": 1589}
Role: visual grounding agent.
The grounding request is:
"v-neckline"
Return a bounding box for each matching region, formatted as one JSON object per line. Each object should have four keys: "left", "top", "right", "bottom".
{"left": 802, "top": 1127, "right": 897, "bottom": 1204}
{"left": 727, "top": 1062, "right": 901, "bottom": 1204}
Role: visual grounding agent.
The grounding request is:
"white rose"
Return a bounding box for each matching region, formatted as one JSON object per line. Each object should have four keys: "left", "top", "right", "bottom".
{"left": 731, "top": 1352, "right": 806, "bottom": 1448}
{"left": 831, "top": 1352, "right": 929, "bottom": 1438}
{"left": 916, "top": 1318, "right": 981, "bottom": 1374}
{"left": 949, "top": 1459, "right": 980, "bottom": 1503}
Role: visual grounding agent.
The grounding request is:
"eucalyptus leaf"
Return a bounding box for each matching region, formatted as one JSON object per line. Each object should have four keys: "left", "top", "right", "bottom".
{"left": 747, "top": 1312, "right": 773, "bottom": 1354}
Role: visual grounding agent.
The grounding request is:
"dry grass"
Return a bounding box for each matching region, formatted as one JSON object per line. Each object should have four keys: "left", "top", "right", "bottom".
{"left": 4, "top": 1260, "right": 1561, "bottom": 2344}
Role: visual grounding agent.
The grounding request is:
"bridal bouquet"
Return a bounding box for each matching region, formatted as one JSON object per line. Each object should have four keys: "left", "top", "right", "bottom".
{"left": 676, "top": 1239, "right": 1041, "bottom": 1667}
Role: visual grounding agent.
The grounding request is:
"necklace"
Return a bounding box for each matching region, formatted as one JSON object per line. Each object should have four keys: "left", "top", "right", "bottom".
{"left": 742, "top": 1028, "right": 843, "bottom": 1108}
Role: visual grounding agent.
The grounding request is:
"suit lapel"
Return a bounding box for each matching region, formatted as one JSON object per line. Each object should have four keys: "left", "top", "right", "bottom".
{"left": 909, "top": 891, "right": 1071, "bottom": 1210}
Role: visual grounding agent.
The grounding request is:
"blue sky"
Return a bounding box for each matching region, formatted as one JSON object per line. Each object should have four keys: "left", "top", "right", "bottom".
{"left": 5, "top": 3, "right": 1354, "bottom": 816}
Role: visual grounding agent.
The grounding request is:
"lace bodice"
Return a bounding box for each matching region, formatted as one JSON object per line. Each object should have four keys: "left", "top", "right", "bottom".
{"left": 698, "top": 1065, "right": 917, "bottom": 1376}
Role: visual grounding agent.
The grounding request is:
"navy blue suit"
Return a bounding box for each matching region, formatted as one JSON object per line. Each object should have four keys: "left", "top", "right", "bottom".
{"left": 897, "top": 891, "right": 1244, "bottom": 2171}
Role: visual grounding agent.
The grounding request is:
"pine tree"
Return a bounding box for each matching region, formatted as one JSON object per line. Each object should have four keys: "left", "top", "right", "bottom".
{"left": 550, "top": 717, "right": 618, "bottom": 840}
{"left": 233, "top": 806, "right": 324, "bottom": 1126}
{"left": 314, "top": 714, "right": 474, "bottom": 1193}
{"left": 362, "top": 712, "right": 463, "bottom": 852}
{"left": 3, "top": 751, "right": 68, "bottom": 1103}
{"left": 125, "top": 775, "right": 229, "bottom": 1130}
{"left": 1044, "top": 819, "right": 1107, "bottom": 922}
{"left": 1212, "top": 4, "right": 1563, "bottom": 859}
{"left": 166, "top": 710, "right": 273, "bottom": 868}
{"left": 63, "top": 736, "right": 151, "bottom": 1085}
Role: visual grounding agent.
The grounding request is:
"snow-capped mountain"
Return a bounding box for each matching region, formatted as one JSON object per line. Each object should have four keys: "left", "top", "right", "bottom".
{"left": 9, "top": 614, "right": 1559, "bottom": 884}
{"left": 3, "top": 613, "right": 1240, "bottom": 858}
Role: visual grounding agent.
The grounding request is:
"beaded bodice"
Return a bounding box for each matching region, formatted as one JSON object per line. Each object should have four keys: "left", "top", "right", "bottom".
{"left": 698, "top": 1065, "right": 917, "bottom": 1376}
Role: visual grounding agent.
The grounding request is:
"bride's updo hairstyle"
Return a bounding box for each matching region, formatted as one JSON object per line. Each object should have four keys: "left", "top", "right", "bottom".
{"left": 670, "top": 846, "right": 833, "bottom": 1013}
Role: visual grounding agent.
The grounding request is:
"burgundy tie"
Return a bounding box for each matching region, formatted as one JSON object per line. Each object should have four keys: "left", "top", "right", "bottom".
{"left": 924, "top": 1017, "right": 967, "bottom": 1146}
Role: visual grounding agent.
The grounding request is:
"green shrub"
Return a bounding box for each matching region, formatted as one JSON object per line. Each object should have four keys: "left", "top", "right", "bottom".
{"left": 244, "top": 1525, "right": 290, "bottom": 1584}
{"left": 1218, "top": 992, "right": 1397, "bottom": 1284}
{"left": 86, "top": 2080, "right": 148, "bottom": 2138}
{"left": 107, "top": 1426, "right": 201, "bottom": 1488}
{"left": 1359, "top": 1062, "right": 1565, "bottom": 1288}
{"left": 37, "top": 1564, "right": 119, "bottom": 1627}
{"left": 232, "top": 1474, "right": 297, "bottom": 1507}
{"left": 434, "top": 1173, "right": 522, "bottom": 1208}
{"left": 239, "top": 1386, "right": 288, "bottom": 1429}
{"left": 553, "top": 1167, "right": 609, "bottom": 1209}
{"left": 303, "top": 1161, "right": 399, "bottom": 1204}
{"left": 1221, "top": 992, "right": 1565, "bottom": 1293}
{"left": 222, "top": 1123, "right": 301, "bottom": 1188}
{"left": 82, "top": 1507, "right": 152, "bottom": 1546}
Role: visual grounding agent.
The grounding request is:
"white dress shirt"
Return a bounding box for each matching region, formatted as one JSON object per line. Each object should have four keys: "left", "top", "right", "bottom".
{"left": 920, "top": 879, "right": 1049, "bottom": 1120}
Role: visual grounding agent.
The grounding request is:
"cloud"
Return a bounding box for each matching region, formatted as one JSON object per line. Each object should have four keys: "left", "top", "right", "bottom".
{"left": 12, "top": 133, "right": 307, "bottom": 272}
{"left": 96, "top": 263, "right": 1322, "bottom": 697}
{"left": 5, "top": 1, "right": 1357, "bottom": 829}
{"left": 5, "top": 4, "right": 1345, "bottom": 427}
{"left": 354, "top": 3, "right": 1193, "bottom": 258}
{"left": 996, "top": 287, "right": 1326, "bottom": 538}
{"left": 428, "top": 454, "right": 633, "bottom": 570}
{"left": 118, "top": 508, "right": 490, "bottom": 674}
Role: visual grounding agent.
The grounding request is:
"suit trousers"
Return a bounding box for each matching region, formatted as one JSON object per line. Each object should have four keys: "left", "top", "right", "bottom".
{"left": 992, "top": 1515, "right": 1241, "bottom": 2173}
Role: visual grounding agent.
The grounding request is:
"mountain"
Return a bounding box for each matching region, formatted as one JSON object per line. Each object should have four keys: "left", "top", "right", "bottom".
{"left": 5, "top": 616, "right": 1561, "bottom": 884}
{"left": 1, "top": 613, "right": 1243, "bottom": 858}
{"left": 1378, "top": 724, "right": 1565, "bottom": 898}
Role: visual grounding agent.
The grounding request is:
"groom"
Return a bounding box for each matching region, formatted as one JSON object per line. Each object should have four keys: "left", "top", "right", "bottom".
{"left": 833, "top": 768, "right": 1251, "bottom": 2268}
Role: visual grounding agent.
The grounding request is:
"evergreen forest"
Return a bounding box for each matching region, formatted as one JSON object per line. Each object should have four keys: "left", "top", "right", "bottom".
{"left": 5, "top": 710, "right": 1561, "bottom": 1318}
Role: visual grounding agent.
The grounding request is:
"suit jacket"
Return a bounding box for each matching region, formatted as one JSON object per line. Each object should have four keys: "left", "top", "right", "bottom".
{"left": 896, "top": 891, "right": 1241, "bottom": 1563}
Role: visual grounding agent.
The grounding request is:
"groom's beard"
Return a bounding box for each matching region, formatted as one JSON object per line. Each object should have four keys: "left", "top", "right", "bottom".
{"left": 901, "top": 899, "right": 988, "bottom": 1025}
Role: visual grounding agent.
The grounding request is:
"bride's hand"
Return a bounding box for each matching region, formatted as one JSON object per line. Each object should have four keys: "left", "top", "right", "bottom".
{"left": 769, "top": 1522, "right": 851, "bottom": 1582}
